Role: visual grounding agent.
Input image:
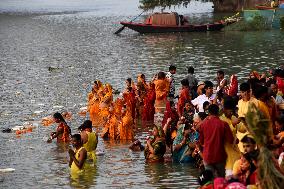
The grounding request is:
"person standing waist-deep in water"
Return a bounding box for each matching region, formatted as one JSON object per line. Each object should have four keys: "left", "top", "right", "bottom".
{"left": 69, "top": 134, "right": 87, "bottom": 173}
{"left": 47, "top": 112, "right": 71, "bottom": 143}
{"left": 79, "top": 120, "right": 98, "bottom": 162}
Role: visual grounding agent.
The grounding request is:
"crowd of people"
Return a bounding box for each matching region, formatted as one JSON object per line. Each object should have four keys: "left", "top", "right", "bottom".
{"left": 47, "top": 65, "right": 284, "bottom": 188}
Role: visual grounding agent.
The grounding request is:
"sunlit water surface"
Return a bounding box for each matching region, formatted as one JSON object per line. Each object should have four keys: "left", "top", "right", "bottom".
{"left": 0, "top": 0, "right": 284, "bottom": 188}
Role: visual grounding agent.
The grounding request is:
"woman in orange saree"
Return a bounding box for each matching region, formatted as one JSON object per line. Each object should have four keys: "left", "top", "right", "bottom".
{"left": 99, "top": 83, "right": 113, "bottom": 126}
{"left": 154, "top": 72, "right": 169, "bottom": 114}
{"left": 88, "top": 80, "right": 103, "bottom": 126}
{"left": 118, "top": 105, "right": 134, "bottom": 140}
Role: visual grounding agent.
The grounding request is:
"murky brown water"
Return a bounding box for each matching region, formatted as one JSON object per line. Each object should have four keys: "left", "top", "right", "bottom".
{"left": 1, "top": 0, "right": 284, "bottom": 188}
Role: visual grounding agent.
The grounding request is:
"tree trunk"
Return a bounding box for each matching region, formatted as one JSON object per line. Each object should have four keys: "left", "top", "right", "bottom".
{"left": 213, "top": 0, "right": 268, "bottom": 12}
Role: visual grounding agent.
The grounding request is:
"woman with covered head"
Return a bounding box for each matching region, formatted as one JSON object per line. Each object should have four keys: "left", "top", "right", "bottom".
{"left": 144, "top": 125, "right": 166, "bottom": 163}
{"left": 88, "top": 80, "right": 103, "bottom": 126}
{"left": 99, "top": 83, "right": 113, "bottom": 126}
{"left": 153, "top": 71, "right": 169, "bottom": 114}
{"left": 118, "top": 104, "right": 134, "bottom": 140}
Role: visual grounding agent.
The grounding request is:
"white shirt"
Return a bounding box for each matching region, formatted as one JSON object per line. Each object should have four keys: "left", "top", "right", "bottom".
{"left": 191, "top": 94, "right": 212, "bottom": 112}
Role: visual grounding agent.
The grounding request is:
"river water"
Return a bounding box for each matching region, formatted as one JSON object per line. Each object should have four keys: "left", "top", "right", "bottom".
{"left": 0, "top": 0, "right": 284, "bottom": 188}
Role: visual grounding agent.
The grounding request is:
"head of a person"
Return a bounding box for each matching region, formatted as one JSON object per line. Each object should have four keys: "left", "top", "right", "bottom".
{"left": 241, "top": 135, "right": 256, "bottom": 153}
{"left": 152, "top": 125, "right": 164, "bottom": 138}
{"left": 181, "top": 78, "right": 189, "bottom": 88}
{"left": 239, "top": 82, "right": 251, "bottom": 101}
{"left": 270, "top": 82, "right": 278, "bottom": 96}
{"left": 252, "top": 84, "right": 269, "bottom": 101}
{"left": 184, "top": 101, "right": 192, "bottom": 111}
{"left": 223, "top": 97, "right": 236, "bottom": 118}
{"left": 53, "top": 112, "right": 65, "bottom": 123}
{"left": 203, "top": 81, "right": 214, "bottom": 96}
{"left": 169, "top": 65, "right": 176, "bottom": 74}
{"left": 169, "top": 100, "right": 176, "bottom": 111}
{"left": 126, "top": 78, "right": 132, "bottom": 87}
{"left": 208, "top": 104, "right": 219, "bottom": 116}
{"left": 80, "top": 120, "right": 92, "bottom": 131}
{"left": 203, "top": 101, "right": 210, "bottom": 113}
{"left": 217, "top": 70, "right": 225, "bottom": 80}
{"left": 275, "top": 116, "right": 284, "bottom": 133}
{"left": 188, "top": 66, "right": 194, "bottom": 74}
{"left": 157, "top": 71, "right": 166, "bottom": 80}
{"left": 121, "top": 105, "right": 127, "bottom": 116}
{"left": 71, "top": 134, "right": 82, "bottom": 148}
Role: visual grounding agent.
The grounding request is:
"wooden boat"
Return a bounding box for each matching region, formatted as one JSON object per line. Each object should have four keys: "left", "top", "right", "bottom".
{"left": 255, "top": 5, "right": 276, "bottom": 10}
{"left": 119, "top": 12, "right": 237, "bottom": 34}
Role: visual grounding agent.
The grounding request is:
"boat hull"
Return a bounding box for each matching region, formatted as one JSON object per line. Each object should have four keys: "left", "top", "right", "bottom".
{"left": 120, "top": 22, "right": 225, "bottom": 34}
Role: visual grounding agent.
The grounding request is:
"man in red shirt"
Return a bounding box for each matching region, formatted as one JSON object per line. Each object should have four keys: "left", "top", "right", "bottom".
{"left": 199, "top": 104, "right": 234, "bottom": 177}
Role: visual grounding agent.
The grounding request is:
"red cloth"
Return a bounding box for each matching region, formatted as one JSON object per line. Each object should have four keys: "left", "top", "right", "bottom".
{"left": 199, "top": 116, "right": 234, "bottom": 164}
{"left": 225, "top": 75, "right": 238, "bottom": 96}
{"left": 177, "top": 87, "right": 191, "bottom": 117}
{"left": 276, "top": 77, "right": 284, "bottom": 94}
{"left": 142, "top": 86, "right": 156, "bottom": 122}
{"left": 162, "top": 100, "right": 179, "bottom": 127}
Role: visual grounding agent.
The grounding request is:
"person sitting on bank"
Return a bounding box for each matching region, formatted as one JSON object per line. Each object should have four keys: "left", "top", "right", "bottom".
{"left": 47, "top": 112, "right": 71, "bottom": 143}
{"left": 69, "top": 134, "right": 87, "bottom": 173}
{"left": 78, "top": 120, "right": 98, "bottom": 162}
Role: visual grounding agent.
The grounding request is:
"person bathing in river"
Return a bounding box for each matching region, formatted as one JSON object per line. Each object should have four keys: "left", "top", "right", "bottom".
{"left": 144, "top": 125, "right": 166, "bottom": 163}
{"left": 79, "top": 120, "right": 98, "bottom": 162}
{"left": 173, "top": 121, "right": 199, "bottom": 163}
{"left": 47, "top": 112, "right": 71, "bottom": 143}
{"left": 69, "top": 134, "right": 87, "bottom": 174}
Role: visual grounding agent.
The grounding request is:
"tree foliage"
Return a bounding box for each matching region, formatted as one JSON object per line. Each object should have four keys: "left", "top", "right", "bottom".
{"left": 139, "top": 0, "right": 210, "bottom": 10}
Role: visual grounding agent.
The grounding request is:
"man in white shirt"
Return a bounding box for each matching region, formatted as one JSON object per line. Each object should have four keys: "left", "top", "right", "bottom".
{"left": 191, "top": 81, "right": 214, "bottom": 112}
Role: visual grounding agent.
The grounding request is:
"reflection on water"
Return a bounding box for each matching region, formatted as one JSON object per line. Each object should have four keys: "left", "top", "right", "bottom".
{"left": 1, "top": 0, "right": 284, "bottom": 188}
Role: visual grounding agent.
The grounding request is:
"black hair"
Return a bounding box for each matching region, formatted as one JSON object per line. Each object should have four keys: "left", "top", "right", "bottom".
{"left": 217, "top": 70, "right": 224, "bottom": 76}
{"left": 204, "top": 80, "right": 213, "bottom": 89}
{"left": 198, "top": 112, "right": 208, "bottom": 120}
{"left": 208, "top": 104, "right": 219, "bottom": 116}
{"left": 252, "top": 85, "right": 268, "bottom": 99}
{"left": 203, "top": 101, "right": 210, "bottom": 111}
{"left": 80, "top": 120, "right": 92, "bottom": 130}
{"left": 181, "top": 78, "right": 189, "bottom": 87}
{"left": 126, "top": 78, "right": 132, "bottom": 84}
{"left": 239, "top": 82, "right": 250, "bottom": 92}
{"left": 53, "top": 112, "right": 71, "bottom": 134}
{"left": 223, "top": 96, "right": 236, "bottom": 110}
{"left": 72, "top": 134, "right": 81, "bottom": 141}
{"left": 188, "top": 66, "right": 194, "bottom": 74}
{"left": 157, "top": 71, "right": 166, "bottom": 79}
{"left": 241, "top": 135, "right": 256, "bottom": 144}
{"left": 169, "top": 65, "right": 176, "bottom": 71}
{"left": 53, "top": 112, "right": 66, "bottom": 122}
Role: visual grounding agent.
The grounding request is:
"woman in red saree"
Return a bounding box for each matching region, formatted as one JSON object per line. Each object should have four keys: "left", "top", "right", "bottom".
{"left": 224, "top": 74, "right": 238, "bottom": 97}
{"left": 177, "top": 79, "right": 191, "bottom": 118}
{"left": 142, "top": 82, "right": 156, "bottom": 125}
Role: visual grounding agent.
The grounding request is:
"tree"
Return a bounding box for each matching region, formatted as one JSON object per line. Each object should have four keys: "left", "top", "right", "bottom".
{"left": 139, "top": 0, "right": 268, "bottom": 12}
